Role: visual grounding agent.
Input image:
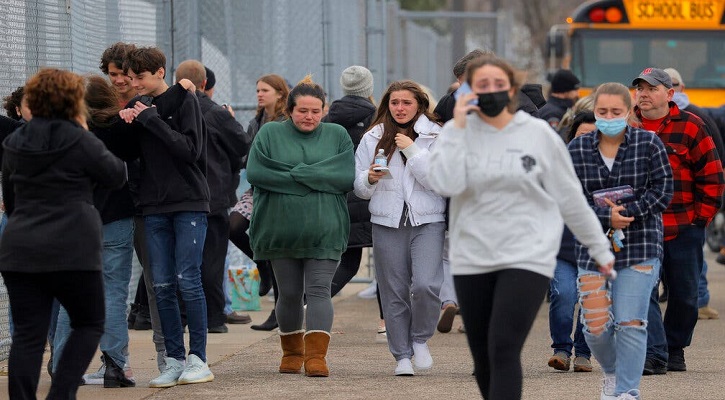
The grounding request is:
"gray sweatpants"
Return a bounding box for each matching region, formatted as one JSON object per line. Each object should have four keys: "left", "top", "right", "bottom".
{"left": 271, "top": 258, "right": 338, "bottom": 333}
{"left": 439, "top": 232, "right": 458, "bottom": 306}
{"left": 372, "top": 221, "right": 445, "bottom": 360}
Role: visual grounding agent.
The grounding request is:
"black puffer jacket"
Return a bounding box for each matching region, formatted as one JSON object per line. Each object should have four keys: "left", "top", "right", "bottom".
{"left": 323, "top": 95, "right": 376, "bottom": 248}
{"left": 0, "top": 118, "right": 126, "bottom": 272}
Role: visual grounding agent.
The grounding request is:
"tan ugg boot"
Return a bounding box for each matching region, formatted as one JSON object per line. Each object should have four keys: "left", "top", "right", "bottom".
{"left": 303, "top": 330, "right": 330, "bottom": 377}
{"left": 279, "top": 330, "right": 305, "bottom": 374}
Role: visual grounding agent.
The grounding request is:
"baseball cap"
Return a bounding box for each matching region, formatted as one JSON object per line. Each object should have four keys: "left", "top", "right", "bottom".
{"left": 632, "top": 67, "right": 673, "bottom": 88}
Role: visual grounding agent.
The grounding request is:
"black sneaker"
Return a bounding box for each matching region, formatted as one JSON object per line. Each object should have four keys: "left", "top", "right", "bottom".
{"left": 643, "top": 358, "right": 667, "bottom": 375}
{"left": 208, "top": 324, "right": 229, "bottom": 334}
{"left": 667, "top": 348, "right": 686, "bottom": 372}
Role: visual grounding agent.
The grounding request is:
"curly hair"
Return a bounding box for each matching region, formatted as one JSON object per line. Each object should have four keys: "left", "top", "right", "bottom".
{"left": 2, "top": 86, "right": 24, "bottom": 120}
{"left": 99, "top": 42, "right": 136, "bottom": 75}
{"left": 24, "top": 68, "right": 86, "bottom": 120}
{"left": 370, "top": 80, "right": 441, "bottom": 163}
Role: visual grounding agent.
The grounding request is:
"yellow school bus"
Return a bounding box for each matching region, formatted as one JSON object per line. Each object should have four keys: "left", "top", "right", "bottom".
{"left": 547, "top": 0, "right": 725, "bottom": 106}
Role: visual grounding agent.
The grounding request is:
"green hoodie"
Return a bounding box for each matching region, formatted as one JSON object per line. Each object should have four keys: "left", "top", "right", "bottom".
{"left": 247, "top": 119, "right": 355, "bottom": 261}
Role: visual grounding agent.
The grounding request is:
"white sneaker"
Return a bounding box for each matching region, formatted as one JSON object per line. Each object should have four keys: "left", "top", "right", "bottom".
{"left": 394, "top": 358, "right": 414, "bottom": 376}
{"left": 177, "top": 354, "right": 214, "bottom": 385}
{"left": 375, "top": 328, "right": 388, "bottom": 344}
{"left": 616, "top": 390, "right": 640, "bottom": 400}
{"left": 412, "top": 341, "right": 433, "bottom": 370}
{"left": 601, "top": 374, "right": 617, "bottom": 400}
{"left": 357, "top": 280, "right": 378, "bottom": 299}
{"left": 149, "top": 357, "right": 185, "bottom": 388}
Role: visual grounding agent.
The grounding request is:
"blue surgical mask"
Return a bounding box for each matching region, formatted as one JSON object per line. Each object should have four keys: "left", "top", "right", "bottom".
{"left": 595, "top": 115, "right": 628, "bottom": 137}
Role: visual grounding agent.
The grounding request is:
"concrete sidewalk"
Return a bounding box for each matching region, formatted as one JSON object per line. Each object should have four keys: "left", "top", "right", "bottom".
{"left": 2, "top": 251, "right": 724, "bottom": 399}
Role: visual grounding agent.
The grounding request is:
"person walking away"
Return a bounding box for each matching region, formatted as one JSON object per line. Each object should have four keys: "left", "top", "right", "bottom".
{"left": 568, "top": 82, "right": 673, "bottom": 399}
{"left": 354, "top": 80, "right": 446, "bottom": 376}
{"left": 428, "top": 55, "right": 615, "bottom": 400}
{"left": 632, "top": 67, "right": 724, "bottom": 376}
{"left": 247, "top": 76, "right": 355, "bottom": 377}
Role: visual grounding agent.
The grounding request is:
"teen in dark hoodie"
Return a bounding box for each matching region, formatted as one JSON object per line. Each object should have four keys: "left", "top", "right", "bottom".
{"left": 120, "top": 46, "right": 213, "bottom": 387}
{"left": 0, "top": 68, "right": 126, "bottom": 400}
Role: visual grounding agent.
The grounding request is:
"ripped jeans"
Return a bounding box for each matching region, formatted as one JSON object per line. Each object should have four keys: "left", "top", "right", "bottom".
{"left": 577, "top": 258, "right": 659, "bottom": 396}
{"left": 145, "top": 211, "right": 208, "bottom": 362}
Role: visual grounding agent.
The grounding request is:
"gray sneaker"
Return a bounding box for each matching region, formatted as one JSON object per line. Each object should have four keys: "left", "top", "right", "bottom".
{"left": 82, "top": 358, "right": 135, "bottom": 385}
{"left": 149, "top": 357, "right": 185, "bottom": 388}
{"left": 81, "top": 363, "right": 106, "bottom": 385}
{"left": 177, "top": 354, "right": 214, "bottom": 385}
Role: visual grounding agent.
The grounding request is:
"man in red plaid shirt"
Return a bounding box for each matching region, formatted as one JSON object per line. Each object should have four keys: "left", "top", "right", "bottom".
{"left": 632, "top": 68, "right": 725, "bottom": 376}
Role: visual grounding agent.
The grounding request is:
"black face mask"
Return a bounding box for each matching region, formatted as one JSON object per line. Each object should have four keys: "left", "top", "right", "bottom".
{"left": 477, "top": 90, "right": 510, "bottom": 117}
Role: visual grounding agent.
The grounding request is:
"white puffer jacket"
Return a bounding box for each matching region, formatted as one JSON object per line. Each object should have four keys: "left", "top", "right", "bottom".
{"left": 354, "top": 114, "right": 446, "bottom": 228}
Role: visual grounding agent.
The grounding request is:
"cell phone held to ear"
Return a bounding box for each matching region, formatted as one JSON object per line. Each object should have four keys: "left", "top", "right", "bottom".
{"left": 138, "top": 95, "right": 154, "bottom": 107}
{"left": 453, "top": 82, "right": 478, "bottom": 106}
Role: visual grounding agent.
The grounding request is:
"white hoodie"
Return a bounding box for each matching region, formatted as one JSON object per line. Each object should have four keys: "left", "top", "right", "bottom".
{"left": 428, "top": 111, "right": 614, "bottom": 278}
{"left": 354, "top": 114, "right": 446, "bottom": 228}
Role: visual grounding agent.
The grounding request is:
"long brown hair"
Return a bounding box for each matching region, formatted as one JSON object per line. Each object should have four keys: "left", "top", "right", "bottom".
{"left": 256, "top": 74, "right": 289, "bottom": 122}
{"left": 370, "top": 80, "right": 440, "bottom": 163}
{"left": 84, "top": 74, "right": 120, "bottom": 129}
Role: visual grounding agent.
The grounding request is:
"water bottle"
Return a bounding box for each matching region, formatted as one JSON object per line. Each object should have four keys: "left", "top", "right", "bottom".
{"left": 374, "top": 149, "right": 387, "bottom": 168}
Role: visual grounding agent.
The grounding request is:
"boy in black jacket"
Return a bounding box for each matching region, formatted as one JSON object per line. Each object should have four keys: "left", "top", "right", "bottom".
{"left": 174, "top": 60, "right": 251, "bottom": 333}
{"left": 120, "top": 47, "right": 213, "bottom": 388}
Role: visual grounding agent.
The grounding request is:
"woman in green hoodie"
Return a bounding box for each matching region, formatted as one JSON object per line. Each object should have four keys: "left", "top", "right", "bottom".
{"left": 246, "top": 76, "right": 355, "bottom": 377}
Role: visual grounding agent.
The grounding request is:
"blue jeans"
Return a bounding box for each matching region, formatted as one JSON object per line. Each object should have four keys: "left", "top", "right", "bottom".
{"left": 646, "top": 225, "right": 704, "bottom": 364}
{"left": 54, "top": 218, "right": 135, "bottom": 370}
{"left": 578, "top": 258, "right": 660, "bottom": 396}
{"left": 145, "top": 212, "right": 208, "bottom": 362}
{"left": 549, "top": 259, "right": 589, "bottom": 358}
{"left": 698, "top": 260, "right": 710, "bottom": 308}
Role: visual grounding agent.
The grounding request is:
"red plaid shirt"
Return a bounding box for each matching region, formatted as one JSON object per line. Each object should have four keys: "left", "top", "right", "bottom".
{"left": 635, "top": 102, "right": 725, "bottom": 240}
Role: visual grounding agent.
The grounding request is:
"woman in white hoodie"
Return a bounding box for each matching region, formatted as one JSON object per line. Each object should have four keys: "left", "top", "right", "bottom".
{"left": 354, "top": 80, "right": 445, "bottom": 376}
{"left": 428, "top": 56, "right": 615, "bottom": 400}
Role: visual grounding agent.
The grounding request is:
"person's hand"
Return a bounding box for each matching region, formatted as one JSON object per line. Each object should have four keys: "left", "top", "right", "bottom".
{"left": 178, "top": 78, "right": 196, "bottom": 93}
{"left": 222, "top": 104, "right": 235, "bottom": 117}
{"left": 367, "top": 164, "right": 387, "bottom": 184}
{"left": 395, "top": 133, "right": 413, "bottom": 150}
{"left": 119, "top": 108, "right": 136, "bottom": 123}
{"left": 605, "top": 198, "right": 634, "bottom": 229}
{"left": 453, "top": 92, "right": 479, "bottom": 129}
{"left": 597, "top": 260, "right": 617, "bottom": 280}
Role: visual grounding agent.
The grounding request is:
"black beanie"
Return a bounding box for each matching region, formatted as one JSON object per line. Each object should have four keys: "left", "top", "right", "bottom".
{"left": 205, "top": 67, "right": 216, "bottom": 90}
{"left": 551, "top": 69, "right": 580, "bottom": 93}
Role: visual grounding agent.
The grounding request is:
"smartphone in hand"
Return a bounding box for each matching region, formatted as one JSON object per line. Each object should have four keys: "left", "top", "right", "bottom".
{"left": 454, "top": 82, "right": 478, "bottom": 105}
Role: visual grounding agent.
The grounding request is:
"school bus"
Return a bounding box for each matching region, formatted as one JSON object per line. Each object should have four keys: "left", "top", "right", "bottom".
{"left": 547, "top": 0, "right": 725, "bottom": 106}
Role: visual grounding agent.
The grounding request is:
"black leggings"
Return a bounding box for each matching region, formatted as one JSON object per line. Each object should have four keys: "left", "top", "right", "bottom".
{"left": 454, "top": 269, "right": 549, "bottom": 400}
{"left": 3, "top": 271, "right": 105, "bottom": 400}
{"left": 330, "top": 247, "right": 384, "bottom": 320}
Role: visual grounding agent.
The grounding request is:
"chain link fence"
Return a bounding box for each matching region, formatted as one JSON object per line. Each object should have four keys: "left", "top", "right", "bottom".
{"left": 0, "top": 0, "right": 505, "bottom": 362}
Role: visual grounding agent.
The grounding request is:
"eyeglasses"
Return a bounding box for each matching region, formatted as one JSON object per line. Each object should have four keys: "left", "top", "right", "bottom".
{"left": 672, "top": 82, "right": 680, "bottom": 87}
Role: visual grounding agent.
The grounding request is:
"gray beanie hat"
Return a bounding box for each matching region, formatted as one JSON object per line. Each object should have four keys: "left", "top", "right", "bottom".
{"left": 340, "top": 66, "right": 374, "bottom": 98}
